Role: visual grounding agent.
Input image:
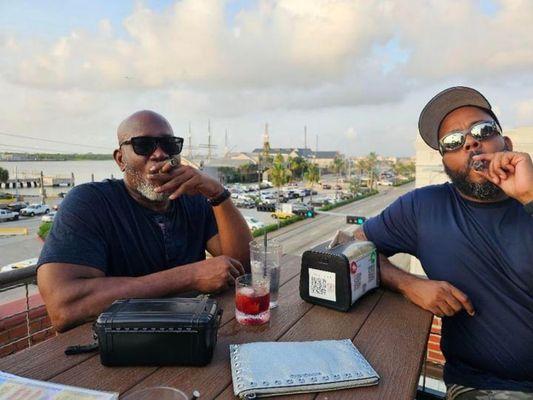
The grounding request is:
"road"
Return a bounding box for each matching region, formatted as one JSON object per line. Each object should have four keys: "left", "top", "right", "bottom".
{"left": 0, "top": 183, "right": 414, "bottom": 304}
{"left": 262, "top": 183, "right": 414, "bottom": 269}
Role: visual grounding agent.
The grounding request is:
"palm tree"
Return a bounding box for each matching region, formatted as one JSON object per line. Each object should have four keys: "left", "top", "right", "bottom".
{"left": 0, "top": 167, "right": 8, "bottom": 183}
{"left": 269, "top": 153, "right": 291, "bottom": 200}
{"left": 331, "top": 155, "right": 346, "bottom": 178}
{"left": 304, "top": 163, "right": 320, "bottom": 203}
{"left": 392, "top": 160, "right": 415, "bottom": 183}
{"left": 331, "top": 155, "right": 346, "bottom": 199}
{"left": 288, "top": 156, "right": 307, "bottom": 182}
{"left": 356, "top": 152, "right": 379, "bottom": 189}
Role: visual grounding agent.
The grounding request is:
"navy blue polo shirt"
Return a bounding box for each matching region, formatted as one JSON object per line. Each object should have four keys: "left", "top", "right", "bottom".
{"left": 363, "top": 183, "right": 533, "bottom": 391}
{"left": 38, "top": 179, "right": 218, "bottom": 276}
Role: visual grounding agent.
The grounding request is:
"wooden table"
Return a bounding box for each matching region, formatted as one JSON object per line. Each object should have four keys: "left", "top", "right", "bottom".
{"left": 0, "top": 255, "right": 432, "bottom": 399}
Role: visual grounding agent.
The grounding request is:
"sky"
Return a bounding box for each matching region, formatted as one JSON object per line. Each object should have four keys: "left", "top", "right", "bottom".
{"left": 1, "top": 0, "right": 533, "bottom": 157}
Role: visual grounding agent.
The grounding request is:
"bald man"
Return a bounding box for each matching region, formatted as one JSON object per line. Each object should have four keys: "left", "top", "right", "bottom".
{"left": 37, "top": 110, "right": 251, "bottom": 332}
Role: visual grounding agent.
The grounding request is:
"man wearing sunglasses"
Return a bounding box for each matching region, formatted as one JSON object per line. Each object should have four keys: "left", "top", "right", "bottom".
{"left": 352, "top": 87, "right": 533, "bottom": 398}
{"left": 37, "top": 110, "right": 252, "bottom": 332}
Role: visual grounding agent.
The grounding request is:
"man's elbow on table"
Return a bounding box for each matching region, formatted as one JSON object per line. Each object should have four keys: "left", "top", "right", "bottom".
{"left": 37, "top": 263, "right": 103, "bottom": 333}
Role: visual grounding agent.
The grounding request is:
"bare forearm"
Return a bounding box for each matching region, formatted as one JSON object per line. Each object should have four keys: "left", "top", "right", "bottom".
{"left": 379, "top": 255, "right": 420, "bottom": 295}
{"left": 42, "top": 263, "right": 198, "bottom": 332}
{"left": 212, "top": 199, "right": 252, "bottom": 271}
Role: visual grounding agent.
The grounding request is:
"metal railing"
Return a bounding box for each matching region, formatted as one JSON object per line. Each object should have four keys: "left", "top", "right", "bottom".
{"left": 0, "top": 264, "right": 55, "bottom": 357}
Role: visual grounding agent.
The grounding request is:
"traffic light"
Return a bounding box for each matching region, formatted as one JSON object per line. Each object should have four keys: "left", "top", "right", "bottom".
{"left": 346, "top": 215, "right": 366, "bottom": 225}
{"left": 306, "top": 210, "right": 315, "bottom": 218}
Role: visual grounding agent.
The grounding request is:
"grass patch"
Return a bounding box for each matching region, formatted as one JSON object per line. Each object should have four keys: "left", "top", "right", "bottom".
{"left": 252, "top": 215, "right": 304, "bottom": 237}
{"left": 251, "top": 190, "right": 379, "bottom": 237}
{"left": 38, "top": 222, "right": 52, "bottom": 240}
{"left": 318, "top": 190, "right": 378, "bottom": 212}
{"left": 393, "top": 178, "right": 415, "bottom": 187}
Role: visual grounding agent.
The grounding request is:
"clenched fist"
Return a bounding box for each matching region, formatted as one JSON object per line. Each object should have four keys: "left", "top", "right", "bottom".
{"left": 192, "top": 256, "right": 245, "bottom": 293}
{"left": 403, "top": 278, "right": 475, "bottom": 318}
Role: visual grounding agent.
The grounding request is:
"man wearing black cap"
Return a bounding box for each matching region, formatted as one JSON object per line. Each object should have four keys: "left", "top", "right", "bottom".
{"left": 353, "top": 87, "right": 533, "bottom": 399}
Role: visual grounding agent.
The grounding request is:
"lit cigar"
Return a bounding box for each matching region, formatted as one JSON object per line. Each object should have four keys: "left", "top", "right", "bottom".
{"left": 168, "top": 155, "right": 181, "bottom": 168}
{"left": 472, "top": 159, "right": 487, "bottom": 171}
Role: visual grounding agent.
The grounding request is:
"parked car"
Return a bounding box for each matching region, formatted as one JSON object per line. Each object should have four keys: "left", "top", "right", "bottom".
{"left": 234, "top": 198, "right": 255, "bottom": 209}
{"left": 377, "top": 180, "right": 393, "bottom": 186}
{"left": 340, "top": 191, "right": 354, "bottom": 200}
{"left": 321, "top": 183, "right": 332, "bottom": 190}
{"left": 7, "top": 201, "right": 29, "bottom": 212}
{"left": 244, "top": 216, "right": 265, "bottom": 231}
{"left": 41, "top": 211, "right": 57, "bottom": 222}
{"left": 271, "top": 211, "right": 293, "bottom": 220}
{"left": 0, "top": 209, "right": 19, "bottom": 222}
{"left": 291, "top": 203, "right": 315, "bottom": 217}
{"left": 310, "top": 197, "right": 331, "bottom": 207}
{"left": 20, "top": 204, "right": 50, "bottom": 217}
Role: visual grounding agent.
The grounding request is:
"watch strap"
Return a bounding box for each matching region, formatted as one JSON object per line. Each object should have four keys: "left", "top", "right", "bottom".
{"left": 207, "top": 188, "right": 231, "bottom": 207}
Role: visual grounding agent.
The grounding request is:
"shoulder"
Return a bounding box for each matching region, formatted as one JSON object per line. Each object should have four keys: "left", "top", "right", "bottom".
{"left": 64, "top": 180, "right": 124, "bottom": 202}
{"left": 407, "top": 183, "right": 453, "bottom": 203}
{"left": 60, "top": 180, "right": 125, "bottom": 213}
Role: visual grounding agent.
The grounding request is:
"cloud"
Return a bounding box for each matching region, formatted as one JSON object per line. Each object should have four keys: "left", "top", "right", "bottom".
{"left": 0, "top": 0, "right": 532, "bottom": 157}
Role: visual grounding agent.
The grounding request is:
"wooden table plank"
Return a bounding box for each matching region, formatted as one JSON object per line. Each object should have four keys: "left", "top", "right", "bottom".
{"left": 0, "top": 255, "right": 433, "bottom": 400}
{"left": 0, "top": 323, "right": 95, "bottom": 380}
{"left": 215, "top": 290, "right": 385, "bottom": 400}
{"left": 45, "top": 255, "right": 303, "bottom": 395}
{"left": 315, "top": 290, "right": 432, "bottom": 400}
{"left": 121, "top": 274, "right": 312, "bottom": 398}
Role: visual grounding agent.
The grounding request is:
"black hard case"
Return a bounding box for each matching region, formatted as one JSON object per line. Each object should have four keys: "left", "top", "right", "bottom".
{"left": 94, "top": 298, "right": 222, "bottom": 366}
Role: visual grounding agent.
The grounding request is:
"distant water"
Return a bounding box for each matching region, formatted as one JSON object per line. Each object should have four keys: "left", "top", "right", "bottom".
{"left": 0, "top": 160, "right": 122, "bottom": 196}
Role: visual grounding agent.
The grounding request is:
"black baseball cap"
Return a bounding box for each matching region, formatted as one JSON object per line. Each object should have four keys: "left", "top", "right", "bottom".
{"left": 418, "top": 86, "right": 501, "bottom": 150}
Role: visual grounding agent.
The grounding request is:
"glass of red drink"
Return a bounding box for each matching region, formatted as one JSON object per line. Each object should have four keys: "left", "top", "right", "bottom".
{"left": 235, "top": 274, "right": 270, "bottom": 325}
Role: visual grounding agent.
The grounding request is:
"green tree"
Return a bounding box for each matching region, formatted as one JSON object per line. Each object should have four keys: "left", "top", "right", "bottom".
{"left": 348, "top": 178, "right": 361, "bottom": 196}
{"left": 303, "top": 163, "right": 320, "bottom": 203}
{"left": 288, "top": 156, "right": 308, "bottom": 181}
{"left": 392, "top": 160, "right": 415, "bottom": 183}
{"left": 268, "top": 153, "right": 291, "bottom": 214}
{"left": 0, "top": 167, "right": 8, "bottom": 183}
{"left": 331, "top": 155, "right": 346, "bottom": 178}
{"left": 355, "top": 152, "right": 379, "bottom": 189}
{"left": 269, "top": 154, "right": 291, "bottom": 190}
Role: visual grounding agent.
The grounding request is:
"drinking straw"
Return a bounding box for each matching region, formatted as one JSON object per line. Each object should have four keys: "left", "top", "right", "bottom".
{"left": 263, "top": 231, "right": 268, "bottom": 278}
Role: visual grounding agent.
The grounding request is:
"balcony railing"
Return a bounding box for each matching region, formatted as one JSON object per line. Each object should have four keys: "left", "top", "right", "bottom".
{"left": 0, "top": 264, "right": 55, "bottom": 357}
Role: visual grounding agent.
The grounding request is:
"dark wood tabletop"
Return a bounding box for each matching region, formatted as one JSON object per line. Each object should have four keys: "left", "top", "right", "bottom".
{"left": 0, "top": 254, "right": 432, "bottom": 399}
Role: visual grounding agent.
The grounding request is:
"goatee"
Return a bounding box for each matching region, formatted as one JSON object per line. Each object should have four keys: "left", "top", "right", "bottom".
{"left": 124, "top": 165, "right": 170, "bottom": 202}
{"left": 444, "top": 151, "right": 505, "bottom": 201}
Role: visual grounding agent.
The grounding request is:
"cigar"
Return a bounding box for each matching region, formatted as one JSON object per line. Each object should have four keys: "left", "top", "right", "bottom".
{"left": 168, "top": 156, "right": 180, "bottom": 167}
{"left": 472, "top": 160, "right": 487, "bottom": 171}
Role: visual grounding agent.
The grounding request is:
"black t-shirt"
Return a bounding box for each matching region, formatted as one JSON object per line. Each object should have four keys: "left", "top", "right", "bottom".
{"left": 364, "top": 183, "right": 533, "bottom": 391}
{"left": 38, "top": 179, "right": 218, "bottom": 276}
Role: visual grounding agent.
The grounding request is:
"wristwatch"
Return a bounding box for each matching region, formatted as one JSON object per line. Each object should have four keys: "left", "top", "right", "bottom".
{"left": 207, "top": 187, "right": 231, "bottom": 207}
{"left": 524, "top": 200, "right": 533, "bottom": 216}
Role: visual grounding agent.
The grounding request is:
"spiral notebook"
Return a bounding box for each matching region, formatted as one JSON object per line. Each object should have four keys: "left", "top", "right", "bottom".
{"left": 230, "top": 339, "right": 379, "bottom": 399}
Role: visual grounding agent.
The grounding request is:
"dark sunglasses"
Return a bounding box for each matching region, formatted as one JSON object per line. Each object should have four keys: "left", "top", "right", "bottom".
{"left": 439, "top": 121, "right": 501, "bottom": 155}
{"left": 119, "top": 136, "right": 184, "bottom": 156}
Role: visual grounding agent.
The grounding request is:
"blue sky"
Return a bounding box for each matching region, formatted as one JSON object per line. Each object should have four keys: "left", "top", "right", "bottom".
{"left": 0, "top": 0, "right": 257, "bottom": 38}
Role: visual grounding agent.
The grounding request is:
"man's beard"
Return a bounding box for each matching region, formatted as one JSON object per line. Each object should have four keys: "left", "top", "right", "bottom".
{"left": 444, "top": 150, "right": 505, "bottom": 201}
{"left": 124, "top": 164, "right": 170, "bottom": 202}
